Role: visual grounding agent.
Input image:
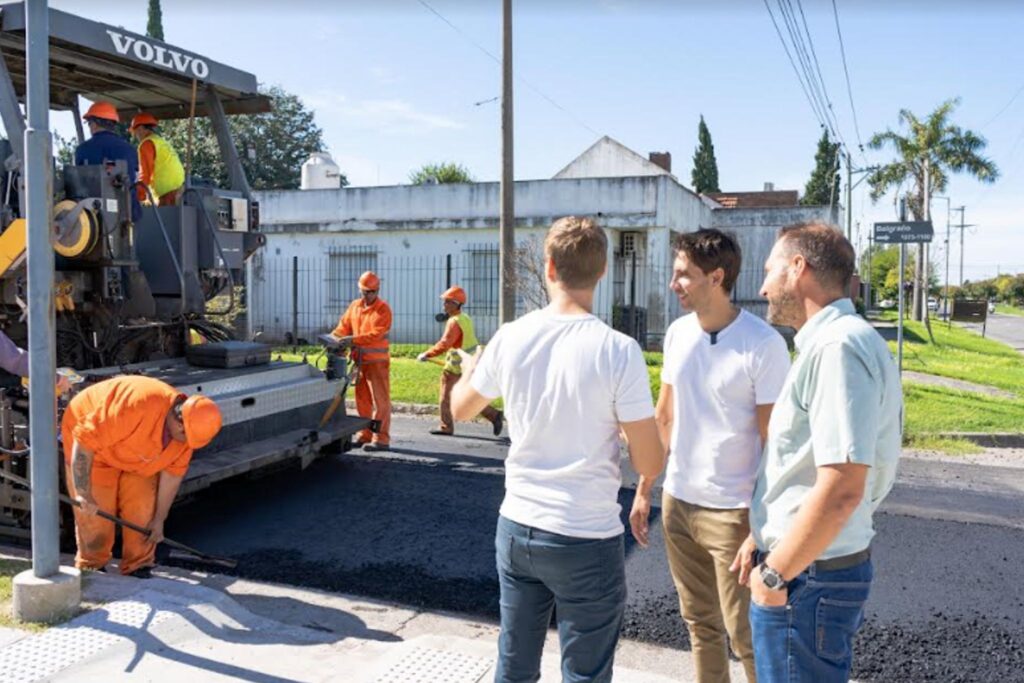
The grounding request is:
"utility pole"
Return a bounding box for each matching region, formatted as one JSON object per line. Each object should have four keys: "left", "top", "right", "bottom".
{"left": 498, "top": 0, "right": 515, "bottom": 324}
{"left": 951, "top": 206, "right": 974, "bottom": 287}
{"left": 845, "top": 149, "right": 852, "bottom": 242}
{"left": 920, "top": 158, "right": 930, "bottom": 323}
{"left": 14, "top": 0, "right": 82, "bottom": 623}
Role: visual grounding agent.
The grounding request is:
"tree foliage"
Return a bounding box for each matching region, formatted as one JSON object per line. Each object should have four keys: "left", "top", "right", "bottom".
{"left": 146, "top": 0, "right": 164, "bottom": 41}
{"left": 691, "top": 115, "right": 720, "bottom": 194}
{"left": 801, "top": 130, "right": 840, "bottom": 206}
{"left": 408, "top": 162, "right": 473, "bottom": 185}
{"left": 159, "top": 86, "right": 337, "bottom": 191}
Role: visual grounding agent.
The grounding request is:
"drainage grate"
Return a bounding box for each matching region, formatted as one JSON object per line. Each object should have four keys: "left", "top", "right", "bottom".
{"left": 0, "top": 594, "right": 177, "bottom": 683}
{"left": 374, "top": 646, "right": 492, "bottom": 683}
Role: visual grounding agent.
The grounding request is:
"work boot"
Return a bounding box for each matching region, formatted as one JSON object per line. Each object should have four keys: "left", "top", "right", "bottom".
{"left": 363, "top": 442, "right": 390, "bottom": 452}
{"left": 429, "top": 428, "right": 453, "bottom": 436}
{"left": 129, "top": 566, "right": 153, "bottom": 580}
{"left": 492, "top": 411, "right": 504, "bottom": 437}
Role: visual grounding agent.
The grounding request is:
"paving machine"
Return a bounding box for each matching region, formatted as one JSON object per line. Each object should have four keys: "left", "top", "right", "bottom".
{"left": 0, "top": 2, "right": 368, "bottom": 540}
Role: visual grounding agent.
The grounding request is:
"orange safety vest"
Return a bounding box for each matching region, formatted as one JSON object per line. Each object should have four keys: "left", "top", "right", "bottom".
{"left": 332, "top": 297, "right": 392, "bottom": 365}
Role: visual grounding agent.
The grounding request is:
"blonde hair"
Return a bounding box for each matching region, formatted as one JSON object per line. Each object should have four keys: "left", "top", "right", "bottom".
{"left": 545, "top": 216, "right": 607, "bottom": 289}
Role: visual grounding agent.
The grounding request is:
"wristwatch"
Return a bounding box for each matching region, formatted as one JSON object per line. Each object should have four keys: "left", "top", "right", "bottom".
{"left": 760, "top": 563, "right": 788, "bottom": 591}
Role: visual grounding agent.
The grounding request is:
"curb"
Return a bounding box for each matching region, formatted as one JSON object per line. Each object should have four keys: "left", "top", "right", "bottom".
{"left": 345, "top": 399, "right": 438, "bottom": 416}
{"left": 939, "top": 432, "right": 1024, "bottom": 448}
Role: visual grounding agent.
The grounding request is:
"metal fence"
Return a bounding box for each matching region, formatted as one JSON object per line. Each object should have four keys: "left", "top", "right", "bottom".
{"left": 247, "top": 249, "right": 769, "bottom": 349}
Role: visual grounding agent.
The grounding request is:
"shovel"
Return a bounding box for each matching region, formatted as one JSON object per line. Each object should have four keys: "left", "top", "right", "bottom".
{"left": 0, "top": 468, "right": 237, "bottom": 570}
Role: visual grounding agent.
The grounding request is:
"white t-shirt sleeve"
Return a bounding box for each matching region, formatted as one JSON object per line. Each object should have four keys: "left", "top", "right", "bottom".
{"left": 615, "top": 340, "right": 655, "bottom": 423}
{"left": 470, "top": 327, "right": 503, "bottom": 400}
{"left": 751, "top": 331, "right": 791, "bottom": 405}
{"left": 660, "top": 323, "right": 675, "bottom": 385}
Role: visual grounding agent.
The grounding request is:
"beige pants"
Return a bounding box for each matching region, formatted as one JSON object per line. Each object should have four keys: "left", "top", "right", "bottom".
{"left": 662, "top": 492, "right": 756, "bottom": 683}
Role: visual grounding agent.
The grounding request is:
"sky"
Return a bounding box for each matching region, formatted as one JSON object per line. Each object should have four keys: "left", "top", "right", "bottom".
{"left": 44, "top": 0, "right": 1024, "bottom": 282}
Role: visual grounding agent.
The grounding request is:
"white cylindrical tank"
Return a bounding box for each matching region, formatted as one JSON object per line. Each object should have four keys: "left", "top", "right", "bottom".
{"left": 300, "top": 152, "right": 342, "bottom": 190}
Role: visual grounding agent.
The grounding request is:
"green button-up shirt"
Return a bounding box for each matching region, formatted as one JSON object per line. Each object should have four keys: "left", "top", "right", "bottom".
{"left": 750, "top": 298, "right": 902, "bottom": 560}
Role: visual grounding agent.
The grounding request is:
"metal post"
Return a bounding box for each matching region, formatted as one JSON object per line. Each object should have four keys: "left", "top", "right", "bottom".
{"left": 25, "top": 0, "right": 59, "bottom": 578}
{"left": 206, "top": 85, "right": 251, "bottom": 198}
{"left": 956, "top": 206, "right": 966, "bottom": 287}
{"left": 498, "top": 0, "right": 515, "bottom": 324}
{"left": 70, "top": 99, "right": 84, "bottom": 145}
{"left": 865, "top": 232, "right": 873, "bottom": 308}
{"left": 897, "top": 196, "right": 907, "bottom": 376}
{"left": 943, "top": 202, "right": 951, "bottom": 319}
{"left": 845, "top": 150, "right": 852, "bottom": 241}
{"left": 921, "top": 158, "right": 930, "bottom": 323}
{"left": 291, "top": 256, "right": 298, "bottom": 344}
{"left": 630, "top": 249, "right": 637, "bottom": 340}
{"left": 0, "top": 46, "right": 26, "bottom": 164}
{"left": 445, "top": 253, "right": 452, "bottom": 289}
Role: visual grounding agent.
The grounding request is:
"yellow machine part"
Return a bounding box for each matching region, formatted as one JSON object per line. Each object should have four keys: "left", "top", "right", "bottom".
{"left": 0, "top": 218, "right": 27, "bottom": 278}
{"left": 53, "top": 200, "right": 98, "bottom": 258}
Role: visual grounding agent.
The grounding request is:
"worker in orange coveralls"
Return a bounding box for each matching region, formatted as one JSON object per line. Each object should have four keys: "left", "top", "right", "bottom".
{"left": 331, "top": 271, "right": 393, "bottom": 451}
{"left": 418, "top": 285, "right": 504, "bottom": 437}
{"left": 62, "top": 375, "right": 222, "bottom": 577}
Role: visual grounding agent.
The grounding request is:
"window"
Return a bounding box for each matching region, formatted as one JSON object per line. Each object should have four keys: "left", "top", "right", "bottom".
{"left": 327, "top": 246, "right": 378, "bottom": 308}
{"left": 465, "top": 245, "right": 499, "bottom": 316}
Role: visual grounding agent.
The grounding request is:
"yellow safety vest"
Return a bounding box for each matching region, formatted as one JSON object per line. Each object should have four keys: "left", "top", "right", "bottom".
{"left": 140, "top": 133, "right": 185, "bottom": 197}
{"left": 444, "top": 312, "right": 480, "bottom": 374}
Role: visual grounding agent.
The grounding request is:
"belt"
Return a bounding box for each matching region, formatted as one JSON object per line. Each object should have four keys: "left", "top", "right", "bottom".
{"left": 758, "top": 547, "right": 871, "bottom": 574}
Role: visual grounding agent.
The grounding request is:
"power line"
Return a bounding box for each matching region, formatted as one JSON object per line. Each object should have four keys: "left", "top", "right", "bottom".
{"left": 793, "top": 0, "right": 847, "bottom": 149}
{"left": 831, "top": 0, "right": 866, "bottom": 158}
{"left": 981, "top": 81, "right": 1024, "bottom": 130}
{"left": 415, "top": 0, "right": 600, "bottom": 138}
{"left": 761, "top": 0, "right": 828, "bottom": 131}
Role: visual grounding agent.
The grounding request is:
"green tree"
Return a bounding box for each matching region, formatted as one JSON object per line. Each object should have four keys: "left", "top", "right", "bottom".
{"left": 160, "top": 86, "right": 338, "bottom": 190}
{"left": 691, "top": 115, "right": 720, "bottom": 194}
{"left": 146, "top": 0, "right": 164, "bottom": 41}
{"left": 408, "top": 162, "right": 473, "bottom": 185}
{"left": 867, "top": 98, "right": 998, "bottom": 321}
{"left": 801, "top": 130, "right": 840, "bottom": 206}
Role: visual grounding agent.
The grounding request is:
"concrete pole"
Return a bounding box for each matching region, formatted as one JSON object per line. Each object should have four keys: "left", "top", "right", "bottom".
{"left": 15, "top": 0, "right": 81, "bottom": 624}
{"left": 921, "top": 158, "right": 930, "bottom": 323}
{"left": 845, "top": 149, "right": 852, "bottom": 241}
{"left": 956, "top": 206, "right": 966, "bottom": 287}
{"left": 498, "top": 0, "right": 515, "bottom": 324}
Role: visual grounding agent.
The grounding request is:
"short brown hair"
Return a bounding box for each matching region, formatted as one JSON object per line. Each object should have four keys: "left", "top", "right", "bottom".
{"left": 545, "top": 216, "right": 607, "bottom": 289}
{"left": 675, "top": 229, "right": 742, "bottom": 293}
{"left": 778, "top": 222, "right": 855, "bottom": 292}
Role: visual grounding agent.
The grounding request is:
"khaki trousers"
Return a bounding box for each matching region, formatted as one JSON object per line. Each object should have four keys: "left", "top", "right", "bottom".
{"left": 438, "top": 370, "right": 499, "bottom": 434}
{"left": 662, "top": 492, "right": 756, "bottom": 683}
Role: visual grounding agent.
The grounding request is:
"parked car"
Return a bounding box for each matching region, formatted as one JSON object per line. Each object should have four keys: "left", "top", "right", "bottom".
{"left": 988, "top": 301, "right": 997, "bottom": 314}
{"left": 879, "top": 298, "right": 896, "bottom": 309}
{"left": 927, "top": 298, "right": 938, "bottom": 312}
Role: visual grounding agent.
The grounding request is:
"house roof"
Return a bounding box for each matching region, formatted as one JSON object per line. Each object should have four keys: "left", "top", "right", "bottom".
{"left": 553, "top": 135, "right": 675, "bottom": 180}
{"left": 705, "top": 190, "right": 800, "bottom": 209}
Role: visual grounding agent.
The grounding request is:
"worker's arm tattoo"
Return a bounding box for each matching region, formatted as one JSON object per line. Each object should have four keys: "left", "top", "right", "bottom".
{"left": 71, "top": 443, "right": 93, "bottom": 498}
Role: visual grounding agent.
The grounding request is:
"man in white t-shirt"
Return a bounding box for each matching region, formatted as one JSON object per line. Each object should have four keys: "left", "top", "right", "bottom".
{"left": 630, "top": 229, "right": 790, "bottom": 683}
{"left": 452, "top": 216, "right": 665, "bottom": 683}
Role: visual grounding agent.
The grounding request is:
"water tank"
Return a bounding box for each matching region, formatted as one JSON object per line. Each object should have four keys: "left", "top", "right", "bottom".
{"left": 300, "top": 152, "right": 342, "bottom": 190}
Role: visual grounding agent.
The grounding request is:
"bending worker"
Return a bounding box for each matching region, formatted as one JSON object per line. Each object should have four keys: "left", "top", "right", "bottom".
{"left": 62, "top": 375, "right": 222, "bottom": 577}
{"left": 75, "top": 101, "right": 141, "bottom": 224}
{"left": 331, "top": 271, "right": 392, "bottom": 452}
{"left": 130, "top": 113, "right": 185, "bottom": 206}
{"left": 417, "top": 286, "right": 503, "bottom": 437}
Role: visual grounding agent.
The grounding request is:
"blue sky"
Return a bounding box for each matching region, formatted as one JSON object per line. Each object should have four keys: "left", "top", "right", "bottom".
{"left": 49, "top": 0, "right": 1024, "bottom": 281}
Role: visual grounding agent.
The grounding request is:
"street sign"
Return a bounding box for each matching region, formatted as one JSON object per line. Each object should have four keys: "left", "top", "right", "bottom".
{"left": 873, "top": 221, "right": 934, "bottom": 244}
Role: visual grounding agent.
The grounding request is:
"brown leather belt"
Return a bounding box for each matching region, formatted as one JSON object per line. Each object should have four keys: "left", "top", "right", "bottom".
{"left": 757, "top": 547, "right": 871, "bottom": 574}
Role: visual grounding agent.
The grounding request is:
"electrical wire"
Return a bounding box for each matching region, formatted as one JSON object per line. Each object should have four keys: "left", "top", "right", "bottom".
{"left": 414, "top": 0, "right": 602, "bottom": 138}
{"left": 830, "top": 0, "right": 866, "bottom": 160}
{"left": 761, "top": 0, "right": 828, "bottom": 131}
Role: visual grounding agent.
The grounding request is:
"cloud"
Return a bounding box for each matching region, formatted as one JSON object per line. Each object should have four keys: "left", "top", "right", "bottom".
{"left": 368, "top": 66, "right": 401, "bottom": 85}
{"left": 303, "top": 92, "right": 464, "bottom": 134}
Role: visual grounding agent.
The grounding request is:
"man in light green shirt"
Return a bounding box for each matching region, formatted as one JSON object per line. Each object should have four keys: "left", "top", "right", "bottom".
{"left": 729, "top": 222, "right": 902, "bottom": 683}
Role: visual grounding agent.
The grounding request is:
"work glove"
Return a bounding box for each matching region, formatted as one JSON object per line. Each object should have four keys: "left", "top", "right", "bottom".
{"left": 417, "top": 352, "right": 428, "bottom": 362}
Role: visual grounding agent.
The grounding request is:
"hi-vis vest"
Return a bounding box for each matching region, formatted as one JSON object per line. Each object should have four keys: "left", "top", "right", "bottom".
{"left": 444, "top": 312, "right": 480, "bottom": 374}
{"left": 140, "top": 134, "right": 185, "bottom": 196}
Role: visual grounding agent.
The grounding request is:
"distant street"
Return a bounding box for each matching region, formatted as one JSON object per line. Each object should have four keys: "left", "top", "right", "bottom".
{"left": 165, "top": 414, "right": 1024, "bottom": 683}
{"left": 957, "top": 311, "right": 1024, "bottom": 353}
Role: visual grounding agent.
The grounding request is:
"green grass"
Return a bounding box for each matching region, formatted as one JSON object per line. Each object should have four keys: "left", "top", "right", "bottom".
{"left": 0, "top": 559, "right": 49, "bottom": 631}
{"left": 902, "top": 435, "right": 981, "bottom": 456}
{"left": 878, "top": 311, "right": 1024, "bottom": 395}
{"left": 903, "top": 383, "right": 1024, "bottom": 435}
{"left": 996, "top": 304, "right": 1024, "bottom": 317}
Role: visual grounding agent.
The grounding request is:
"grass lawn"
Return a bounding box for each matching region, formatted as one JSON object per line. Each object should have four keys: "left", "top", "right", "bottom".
{"left": 878, "top": 311, "right": 1024, "bottom": 396}
{"left": 995, "top": 304, "right": 1024, "bottom": 317}
{"left": 275, "top": 318, "right": 1024, "bottom": 452}
{"left": 0, "top": 558, "right": 48, "bottom": 631}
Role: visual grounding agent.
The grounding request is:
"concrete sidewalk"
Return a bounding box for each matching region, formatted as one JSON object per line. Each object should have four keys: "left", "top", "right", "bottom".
{"left": 0, "top": 551, "right": 726, "bottom": 682}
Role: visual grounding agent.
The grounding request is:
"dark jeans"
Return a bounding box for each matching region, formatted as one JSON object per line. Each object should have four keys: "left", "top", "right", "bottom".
{"left": 749, "top": 553, "right": 872, "bottom": 683}
{"left": 494, "top": 515, "right": 626, "bottom": 683}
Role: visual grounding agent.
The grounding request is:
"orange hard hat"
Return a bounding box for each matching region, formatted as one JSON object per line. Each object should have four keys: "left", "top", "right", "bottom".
{"left": 440, "top": 286, "right": 467, "bottom": 305}
{"left": 181, "top": 395, "right": 223, "bottom": 450}
{"left": 83, "top": 101, "right": 119, "bottom": 123}
{"left": 129, "top": 112, "right": 159, "bottom": 131}
{"left": 358, "top": 271, "right": 380, "bottom": 291}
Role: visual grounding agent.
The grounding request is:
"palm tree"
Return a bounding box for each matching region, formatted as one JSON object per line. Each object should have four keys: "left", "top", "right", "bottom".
{"left": 867, "top": 98, "right": 998, "bottom": 321}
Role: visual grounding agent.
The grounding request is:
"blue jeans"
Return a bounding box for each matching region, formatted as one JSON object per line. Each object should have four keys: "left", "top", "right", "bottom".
{"left": 494, "top": 515, "right": 626, "bottom": 683}
{"left": 749, "top": 553, "right": 872, "bottom": 683}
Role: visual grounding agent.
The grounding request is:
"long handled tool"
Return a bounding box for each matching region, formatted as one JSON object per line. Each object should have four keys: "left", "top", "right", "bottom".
{"left": 0, "top": 468, "right": 237, "bottom": 570}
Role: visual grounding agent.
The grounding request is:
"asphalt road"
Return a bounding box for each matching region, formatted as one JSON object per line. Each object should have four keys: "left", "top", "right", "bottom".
{"left": 166, "top": 415, "right": 1024, "bottom": 682}
{"left": 959, "top": 311, "right": 1024, "bottom": 353}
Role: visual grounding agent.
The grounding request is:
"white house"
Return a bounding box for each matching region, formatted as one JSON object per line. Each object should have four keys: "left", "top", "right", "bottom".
{"left": 248, "top": 137, "right": 834, "bottom": 347}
